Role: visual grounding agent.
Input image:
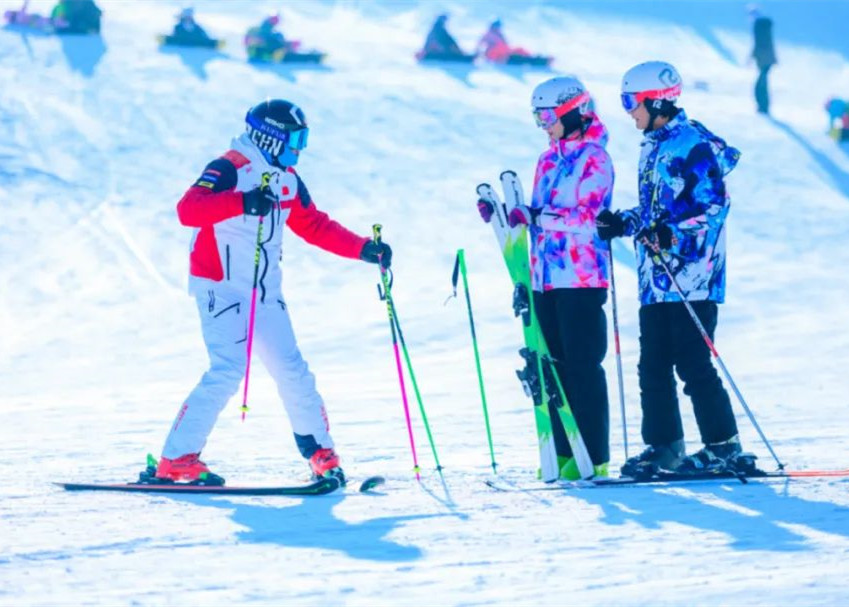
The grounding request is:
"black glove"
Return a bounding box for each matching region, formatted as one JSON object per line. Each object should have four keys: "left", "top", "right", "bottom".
{"left": 596, "top": 209, "right": 625, "bottom": 240}
{"left": 242, "top": 185, "right": 276, "bottom": 217}
{"left": 360, "top": 240, "right": 392, "bottom": 269}
{"left": 636, "top": 222, "right": 674, "bottom": 250}
{"left": 654, "top": 223, "right": 673, "bottom": 249}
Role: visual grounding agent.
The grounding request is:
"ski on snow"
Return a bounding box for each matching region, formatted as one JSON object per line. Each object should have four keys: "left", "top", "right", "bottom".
{"left": 57, "top": 475, "right": 386, "bottom": 496}
{"left": 484, "top": 468, "right": 849, "bottom": 492}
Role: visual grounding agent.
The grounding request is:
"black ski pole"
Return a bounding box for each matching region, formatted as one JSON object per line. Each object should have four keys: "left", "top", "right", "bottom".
{"left": 649, "top": 247, "right": 784, "bottom": 470}
{"left": 607, "top": 245, "right": 629, "bottom": 461}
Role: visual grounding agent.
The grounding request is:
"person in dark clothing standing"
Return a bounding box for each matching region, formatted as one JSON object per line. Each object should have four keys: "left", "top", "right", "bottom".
{"left": 597, "top": 61, "right": 745, "bottom": 478}
{"left": 749, "top": 5, "right": 777, "bottom": 114}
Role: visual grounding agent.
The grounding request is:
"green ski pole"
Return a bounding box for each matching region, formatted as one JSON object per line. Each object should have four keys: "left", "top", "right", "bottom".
{"left": 373, "top": 225, "right": 444, "bottom": 476}
{"left": 449, "top": 249, "right": 497, "bottom": 472}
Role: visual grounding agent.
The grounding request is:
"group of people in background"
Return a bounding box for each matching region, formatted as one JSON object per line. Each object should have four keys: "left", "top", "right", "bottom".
{"left": 9, "top": 2, "right": 823, "bottom": 127}
{"left": 4, "top": 2, "right": 302, "bottom": 62}
{"left": 167, "top": 9, "right": 299, "bottom": 61}
{"left": 421, "top": 13, "right": 533, "bottom": 63}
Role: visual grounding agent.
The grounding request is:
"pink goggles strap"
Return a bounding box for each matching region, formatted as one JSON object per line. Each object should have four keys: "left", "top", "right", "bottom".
{"left": 634, "top": 83, "right": 681, "bottom": 104}
{"left": 553, "top": 91, "right": 591, "bottom": 117}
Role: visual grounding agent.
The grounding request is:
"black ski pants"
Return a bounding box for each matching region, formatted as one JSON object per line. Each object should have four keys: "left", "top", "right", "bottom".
{"left": 638, "top": 301, "right": 738, "bottom": 447}
{"left": 755, "top": 64, "right": 772, "bottom": 114}
{"left": 534, "top": 288, "right": 610, "bottom": 465}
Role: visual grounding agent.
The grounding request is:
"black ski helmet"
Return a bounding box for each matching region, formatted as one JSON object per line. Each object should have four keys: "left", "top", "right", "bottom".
{"left": 245, "top": 99, "right": 309, "bottom": 167}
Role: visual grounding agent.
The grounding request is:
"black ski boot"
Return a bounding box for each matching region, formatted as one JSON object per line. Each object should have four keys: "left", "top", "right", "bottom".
{"left": 675, "top": 435, "right": 744, "bottom": 475}
{"left": 621, "top": 439, "right": 686, "bottom": 479}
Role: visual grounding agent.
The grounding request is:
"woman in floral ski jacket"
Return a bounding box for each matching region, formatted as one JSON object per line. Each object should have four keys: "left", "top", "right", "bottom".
{"left": 509, "top": 76, "right": 615, "bottom": 479}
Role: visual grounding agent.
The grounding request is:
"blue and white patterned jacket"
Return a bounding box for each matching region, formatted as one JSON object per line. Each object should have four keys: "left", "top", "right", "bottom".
{"left": 620, "top": 110, "right": 740, "bottom": 305}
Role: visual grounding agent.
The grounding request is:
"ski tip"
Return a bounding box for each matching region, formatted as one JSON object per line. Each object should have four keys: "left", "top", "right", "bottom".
{"left": 358, "top": 475, "right": 386, "bottom": 493}
{"left": 499, "top": 170, "right": 517, "bottom": 178}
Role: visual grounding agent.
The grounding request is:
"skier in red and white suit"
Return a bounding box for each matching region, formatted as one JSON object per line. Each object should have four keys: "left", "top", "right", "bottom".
{"left": 156, "top": 99, "right": 391, "bottom": 485}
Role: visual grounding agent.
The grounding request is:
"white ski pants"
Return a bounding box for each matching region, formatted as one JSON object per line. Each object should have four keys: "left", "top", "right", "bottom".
{"left": 162, "top": 288, "right": 333, "bottom": 459}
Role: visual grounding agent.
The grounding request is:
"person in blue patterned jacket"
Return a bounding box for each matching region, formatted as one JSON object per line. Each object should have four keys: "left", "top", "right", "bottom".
{"left": 596, "top": 61, "right": 744, "bottom": 478}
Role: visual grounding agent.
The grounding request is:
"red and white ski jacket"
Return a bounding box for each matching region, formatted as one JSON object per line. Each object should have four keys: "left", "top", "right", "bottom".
{"left": 177, "top": 134, "right": 369, "bottom": 299}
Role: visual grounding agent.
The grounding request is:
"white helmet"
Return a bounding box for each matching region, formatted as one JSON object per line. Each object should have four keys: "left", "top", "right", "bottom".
{"left": 620, "top": 61, "right": 682, "bottom": 111}
{"left": 530, "top": 76, "right": 592, "bottom": 130}
{"left": 531, "top": 76, "right": 590, "bottom": 112}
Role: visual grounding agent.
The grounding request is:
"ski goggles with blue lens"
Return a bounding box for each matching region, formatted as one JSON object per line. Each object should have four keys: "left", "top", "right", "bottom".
{"left": 620, "top": 83, "right": 681, "bottom": 112}
{"left": 247, "top": 118, "right": 309, "bottom": 152}
{"left": 532, "top": 92, "right": 591, "bottom": 129}
{"left": 286, "top": 127, "right": 309, "bottom": 151}
{"left": 620, "top": 93, "right": 641, "bottom": 112}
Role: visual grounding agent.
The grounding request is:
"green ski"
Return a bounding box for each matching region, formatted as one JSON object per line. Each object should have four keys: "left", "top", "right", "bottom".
{"left": 476, "top": 170, "right": 594, "bottom": 480}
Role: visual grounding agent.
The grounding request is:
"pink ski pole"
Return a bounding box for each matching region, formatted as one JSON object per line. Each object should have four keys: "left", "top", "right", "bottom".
{"left": 240, "top": 189, "right": 267, "bottom": 421}
{"left": 373, "top": 224, "right": 420, "bottom": 480}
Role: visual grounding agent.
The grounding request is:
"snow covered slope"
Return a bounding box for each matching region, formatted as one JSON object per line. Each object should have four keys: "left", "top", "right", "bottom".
{"left": 2, "top": 0, "right": 849, "bottom": 604}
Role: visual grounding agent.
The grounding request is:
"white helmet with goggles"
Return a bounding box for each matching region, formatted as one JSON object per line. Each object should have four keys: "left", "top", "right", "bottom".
{"left": 620, "top": 61, "right": 682, "bottom": 113}
{"left": 531, "top": 76, "right": 591, "bottom": 129}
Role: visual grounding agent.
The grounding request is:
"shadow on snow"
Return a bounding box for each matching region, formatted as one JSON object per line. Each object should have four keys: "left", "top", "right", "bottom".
{"left": 247, "top": 59, "right": 333, "bottom": 83}
{"left": 57, "top": 33, "right": 107, "bottom": 77}
{"left": 162, "top": 491, "right": 448, "bottom": 562}
{"left": 578, "top": 479, "right": 849, "bottom": 552}
{"left": 157, "top": 45, "right": 229, "bottom": 81}
{"left": 768, "top": 117, "right": 849, "bottom": 202}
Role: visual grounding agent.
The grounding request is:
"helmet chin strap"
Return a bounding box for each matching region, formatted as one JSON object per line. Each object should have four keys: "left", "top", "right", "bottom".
{"left": 644, "top": 99, "right": 663, "bottom": 133}
{"left": 643, "top": 99, "right": 679, "bottom": 133}
{"left": 645, "top": 111, "right": 659, "bottom": 134}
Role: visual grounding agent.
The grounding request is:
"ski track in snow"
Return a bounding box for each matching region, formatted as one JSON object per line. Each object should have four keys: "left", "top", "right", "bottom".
{"left": 2, "top": 0, "right": 849, "bottom": 604}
